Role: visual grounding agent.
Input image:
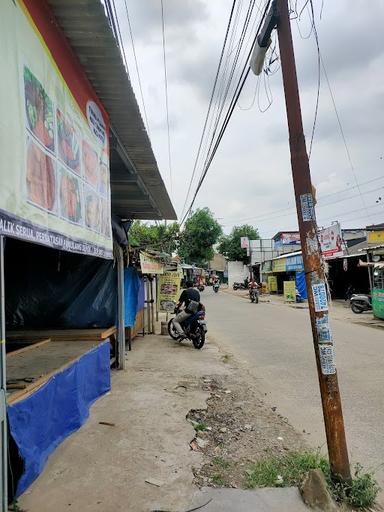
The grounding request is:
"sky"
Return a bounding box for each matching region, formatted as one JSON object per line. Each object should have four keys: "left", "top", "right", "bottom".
{"left": 114, "top": 0, "right": 384, "bottom": 238}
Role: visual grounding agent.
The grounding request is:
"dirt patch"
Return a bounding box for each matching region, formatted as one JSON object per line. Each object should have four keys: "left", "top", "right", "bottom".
{"left": 188, "top": 375, "right": 305, "bottom": 489}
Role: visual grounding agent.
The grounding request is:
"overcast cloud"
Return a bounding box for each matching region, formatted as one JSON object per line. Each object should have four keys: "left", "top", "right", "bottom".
{"left": 115, "top": 0, "right": 384, "bottom": 237}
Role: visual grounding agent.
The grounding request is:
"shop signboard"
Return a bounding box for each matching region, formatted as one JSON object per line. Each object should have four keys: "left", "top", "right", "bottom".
{"left": 283, "top": 281, "right": 296, "bottom": 302}
{"left": 268, "top": 275, "right": 277, "bottom": 292}
{"left": 367, "top": 230, "right": 384, "bottom": 244}
{"left": 274, "top": 232, "right": 301, "bottom": 247}
{"left": 286, "top": 254, "right": 304, "bottom": 271}
{"left": 318, "top": 223, "right": 344, "bottom": 259}
{"left": 0, "top": 1, "right": 112, "bottom": 258}
{"left": 240, "top": 237, "right": 250, "bottom": 249}
{"left": 262, "top": 260, "right": 272, "bottom": 273}
{"left": 272, "top": 258, "right": 286, "bottom": 272}
{"left": 140, "top": 252, "right": 164, "bottom": 274}
{"left": 158, "top": 272, "right": 181, "bottom": 312}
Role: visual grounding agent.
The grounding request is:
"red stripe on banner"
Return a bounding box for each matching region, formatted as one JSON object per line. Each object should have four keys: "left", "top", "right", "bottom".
{"left": 21, "top": 0, "right": 109, "bottom": 125}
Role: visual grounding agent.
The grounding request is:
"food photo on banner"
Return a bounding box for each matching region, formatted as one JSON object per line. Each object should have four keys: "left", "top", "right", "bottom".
{"left": 158, "top": 273, "right": 181, "bottom": 312}
{"left": 0, "top": 1, "right": 113, "bottom": 258}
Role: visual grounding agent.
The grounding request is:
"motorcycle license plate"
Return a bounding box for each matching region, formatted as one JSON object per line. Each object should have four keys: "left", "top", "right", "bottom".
{"left": 199, "top": 321, "right": 207, "bottom": 332}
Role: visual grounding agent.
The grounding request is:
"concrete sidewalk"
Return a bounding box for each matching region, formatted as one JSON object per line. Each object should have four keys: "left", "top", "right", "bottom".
{"left": 19, "top": 334, "right": 309, "bottom": 512}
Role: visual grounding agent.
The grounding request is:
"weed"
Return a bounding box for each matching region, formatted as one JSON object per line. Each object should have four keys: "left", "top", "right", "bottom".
{"left": 332, "top": 464, "right": 380, "bottom": 509}
{"left": 194, "top": 422, "right": 208, "bottom": 432}
{"left": 246, "top": 452, "right": 380, "bottom": 509}
{"left": 246, "top": 451, "right": 329, "bottom": 488}
{"left": 221, "top": 354, "right": 231, "bottom": 363}
{"left": 211, "top": 473, "right": 226, "bottom": 486}
{"left": 212, "top": 456, "right": 231, "bottom": 469}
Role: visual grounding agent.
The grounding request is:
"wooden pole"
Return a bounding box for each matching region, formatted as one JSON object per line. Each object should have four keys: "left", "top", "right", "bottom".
{"left": 276, "top": 0, "right": 351, "bottom": 482}
{"left": 0, "top": 236, "right": 8, "bottom": 511}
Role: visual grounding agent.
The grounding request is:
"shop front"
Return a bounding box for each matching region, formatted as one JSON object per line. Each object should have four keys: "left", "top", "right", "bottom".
{"left": 0, "top": 0, "right": 176, "bottom": 506}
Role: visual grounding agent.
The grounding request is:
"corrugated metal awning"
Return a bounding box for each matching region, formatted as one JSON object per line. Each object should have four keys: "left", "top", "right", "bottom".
{"left": 48, "top": 0, "right": 176, "bottom": 221}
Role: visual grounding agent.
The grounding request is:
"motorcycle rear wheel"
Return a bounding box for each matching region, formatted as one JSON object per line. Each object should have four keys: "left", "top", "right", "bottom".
{"left": 168, "top": 319, "right": 180, "bottom": 339}
{"left": 351, "top": 303, "right": 364, "bottom": 314}
{"left": 192, "top": 326, "right": 205, "bottom": 349}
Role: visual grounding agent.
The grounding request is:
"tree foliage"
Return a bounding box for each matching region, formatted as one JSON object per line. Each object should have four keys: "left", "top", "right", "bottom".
{"left": 178, "top": 208, "right": 222, "bottom": 267}
{"left": 129, "top": 221, "right": 179, "bottom": 254}
{"left": 218, "top": 224, "right": 259, "bottom": 262}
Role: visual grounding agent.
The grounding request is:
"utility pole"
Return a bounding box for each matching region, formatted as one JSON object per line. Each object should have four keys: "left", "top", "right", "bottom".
{"left": 254, "top": 0, "right": 351, "bottom": 482}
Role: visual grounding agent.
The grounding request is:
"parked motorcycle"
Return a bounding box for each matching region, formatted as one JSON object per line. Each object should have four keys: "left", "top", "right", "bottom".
{"left": 233, "top": 282, "right": 247, "bottom": 290}
{"left": 198, "top": 285, "right": 205, "bottom": 292}
{"left": 249, "top": 288, "right": 259, "bottom": 303}
{"left": 213, "top": 282, "right": 220, "bottom": 293}
{"left": 350, "top": 294, "right": 372, "bottom": 314}
{"left": 168, "top": 309, "right": 207, "bottom": 349}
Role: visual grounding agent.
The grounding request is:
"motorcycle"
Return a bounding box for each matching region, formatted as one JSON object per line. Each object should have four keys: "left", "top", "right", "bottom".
{"left": 233, "top": 282, "right": 247, "bottom": 290}
{"left": 249, "top": 287, "right": 259, "bottom": 303}
{"left": 350, "top": 294, "right": 372, "bottom": 314}
{"left": 168, "top": 308, "right": 207, "bottom": 349}
{"left": 213, "top": 282, "right": 220, "bottom": 293}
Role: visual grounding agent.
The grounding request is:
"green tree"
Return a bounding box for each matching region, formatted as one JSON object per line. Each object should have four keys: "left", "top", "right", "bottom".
{"left": 178, "top": 208, "right": 222, "bottom": 267}
{"left": 218, "top": 224, "right": 259, "bottom": 262}
{"left": 129, "top": 221, "right": 179, "bottom": 254}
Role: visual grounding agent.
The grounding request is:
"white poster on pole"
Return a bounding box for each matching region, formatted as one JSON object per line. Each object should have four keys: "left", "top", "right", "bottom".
{"left": 318, "top": 223, "right": 344, "bottom": 259}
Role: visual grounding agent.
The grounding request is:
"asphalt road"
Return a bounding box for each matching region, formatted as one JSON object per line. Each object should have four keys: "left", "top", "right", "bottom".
{"left": 203, "top": 287, "right": 384, "bottom": 487}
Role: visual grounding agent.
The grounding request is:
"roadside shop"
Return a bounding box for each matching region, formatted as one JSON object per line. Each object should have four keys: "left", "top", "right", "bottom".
{"left": 0, "top": 0, "right": 175, "bottom": 506}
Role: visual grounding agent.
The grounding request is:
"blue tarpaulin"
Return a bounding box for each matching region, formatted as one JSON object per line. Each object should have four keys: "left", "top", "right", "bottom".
{"left": 124, "top": 267, "right": 141, "bottom": 327}
{"left": 295, "top": 271, "right": 308, "bottom": 299}
{"left": 8, "top": 341, "right": 111, "bottom": 497}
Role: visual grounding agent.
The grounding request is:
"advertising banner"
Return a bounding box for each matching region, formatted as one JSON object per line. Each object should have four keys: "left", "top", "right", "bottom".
{"left": 283, "top": 281, "right": 296, "bottom": 302}
{"left": 240, "top": 237, "right": 250, "bottom": 249}
{"left": 272, "top": 258, "right": 286, "bottom": 272}
{"left": 140, "top": 252, "right": 164, "bottom": 274}
{"left": 0, "top": 1, "right": 112, "bottom": 258}
{"left": 286, "top": 254, "right": 304, "bottom": 272}
{"left": 275, "top": 232, "right": 301, "bottom": 247}
{"left": 268, "top": 275, "right": 277, "bottom": 292}
{"left": 319, "top": 223, "right": 344, "bottom": 259}
{"left": 158, "top": 272, "right": 181, "bottom": 312}
{"left": 367, "top": 230, "right": 384, "bottom": 244}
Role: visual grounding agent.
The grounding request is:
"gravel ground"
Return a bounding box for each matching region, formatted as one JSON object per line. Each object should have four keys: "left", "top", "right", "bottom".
{"left": 188, "top": 373, "right": 306, "bottom": 489}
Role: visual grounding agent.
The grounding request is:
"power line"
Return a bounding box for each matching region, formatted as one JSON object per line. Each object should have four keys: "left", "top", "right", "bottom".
{"left": 160, "top": 0, "right": 173, "bottom": 198}
{"left": 221, "top": 174, "right": 384, "bottom": 225}
{"left": 292, "top": 1, "right": 373, "bottom": 221}
{"left": 199, "top": 0, "right": 259, "bottom": 177}
{"left": 122, "top": 0, "right": 151, "bottom": 138}
{"left": 107, "top": 0, "right": 130, "bottom": 79}
{"left": 319, "top": 52, "right": 374, "bottom": 222}
{"left": 180, "top": 0, "right": 238, "bottom": 221}
{"left": 181, "top": 0, "right": 272, "bottom": 226}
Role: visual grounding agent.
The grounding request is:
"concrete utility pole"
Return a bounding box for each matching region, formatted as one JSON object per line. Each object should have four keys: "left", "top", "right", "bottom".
{"left": 255, "top": 0, "right": 351, "bottom": 482}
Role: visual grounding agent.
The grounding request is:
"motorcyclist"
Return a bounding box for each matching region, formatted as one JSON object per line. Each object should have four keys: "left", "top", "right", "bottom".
{"left": 248, "top": 278, "right": 259, "bottom": 299}
{"left": 248, "top": 278, "right": 259, "bottom": 290}
{"left": 172, "top": 281, "right": 201, "bottom": 340}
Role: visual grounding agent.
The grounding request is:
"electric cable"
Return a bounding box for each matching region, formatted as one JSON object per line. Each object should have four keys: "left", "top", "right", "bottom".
{"left": 221, "top": 174, "right": 384, "bottom": 225}
{"left": 160, "top": 0, "right": 173, "bottom": 198}
{"left": 108, "top": 0, "right": 131, "bottom": 80}
{"left": 180, "top": 0, "right": 238, "bottom": 220}
{"left": 180, "top": 0, "right": 272, "bottom": 226}
{"left": 122, "top": 0, "right": 151, "bottom": 137}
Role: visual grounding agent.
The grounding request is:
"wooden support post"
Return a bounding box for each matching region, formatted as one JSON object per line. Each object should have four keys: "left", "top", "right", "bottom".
{"left": 276, "top": 0, "right": 351, "bottom": 482}
{"left": 0, "top": 236, "right": 7, "bottom": 511}
{"left": 116, "top": 245, "right": 125, "bottom": 369}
